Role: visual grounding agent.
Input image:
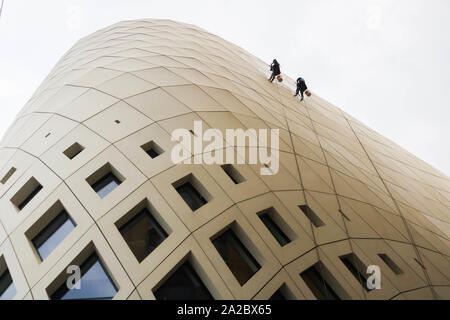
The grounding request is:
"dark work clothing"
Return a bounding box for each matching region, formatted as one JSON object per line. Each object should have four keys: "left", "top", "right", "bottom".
{"left": 269, "top": 61, "right": 281, "bottom": 82}
{"left": 295, "top": 78, "right": 308, "bottom": 99}
{"left": 271, "top": 62, "right": 281, "bottom": 75}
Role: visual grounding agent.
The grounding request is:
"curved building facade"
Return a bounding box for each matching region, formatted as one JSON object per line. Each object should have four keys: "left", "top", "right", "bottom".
{"left": 0, "top": 19, "right": 449, "bottom": 300}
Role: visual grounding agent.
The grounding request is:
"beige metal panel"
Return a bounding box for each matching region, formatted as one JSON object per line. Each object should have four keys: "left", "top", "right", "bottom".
{"left": 84, "top": 101, "right": 154, "bottom": 143}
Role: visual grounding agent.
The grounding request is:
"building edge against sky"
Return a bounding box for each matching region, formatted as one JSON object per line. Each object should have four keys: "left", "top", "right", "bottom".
{"left": 0, "top": 19, "right": 449, "bottom": 300}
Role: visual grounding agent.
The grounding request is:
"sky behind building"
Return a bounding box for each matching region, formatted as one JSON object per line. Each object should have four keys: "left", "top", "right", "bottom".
{"left": 0, "top": 0, "right": 449, "bottom": 175}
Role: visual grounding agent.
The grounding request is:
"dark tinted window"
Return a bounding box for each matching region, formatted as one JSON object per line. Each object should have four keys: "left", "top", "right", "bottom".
{"left": 32, "top": 210, "right": 76, "bottom": 261}
{"left": 154, "top": 262, "right": 213, "bottom": 300}
{"left": 91, "top": 172, "right": 121, "bottom": 199}
{"left": 221, "top": 164, "right": 245, "bottom": 184}
{"left": 212, "top": 228, "right": 260, "bottom": 286}
{"left": 141, "top": 141, "right": 164, "bottom": 159}
{"left": 301, "top": 263, "right": 341, "bottom": 300}
{"left": 51, "top": 253, "right": 117, "bottom": 300}
{"left": 0, "top": 269, "right": 16, "bottom": 300}
{"left": 340, "top": 253, "right": 370, "bottom": 291}
{"left": 176, "top": 182, "right": 207, "bottom": 211}
{"left": 378, "top": 254, "right": 403, "bottom": 275}
{"left": 119, "top": 208, "right": 168, "bottom": 263}
{"left": 258, "top": 209, "right": 291, "bottom": 246}
{"left": 269, "top": 288, "right": 286, "bottom": 300}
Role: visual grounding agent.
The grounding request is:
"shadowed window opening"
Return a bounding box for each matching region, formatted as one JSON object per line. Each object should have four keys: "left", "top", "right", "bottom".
{"left": 212, "top": 227, "right": 260, "bottom": 286}
{"left": 173, "top": 174, "right": 210, "bottom": 211}
{"left": 11, "top": 177, "right": 43, "bottom": 211}
{"left": 257, "top": 207, "right": 292, "bottom": 247}
{"left": 119, "top": 206, "right": 168, "bottom": 263}
{"left": 141, "top": 141, "right": 164, "bottom": 159}
{"left": 1, "top": 167, "right": 16, "bottom": 185}
{"left": 301, "top": 262, "right": 343, "bottom": 300}
{"left": 51, "top": 253, "right": 117, "bottom": 300}
{"left": 154, "top": 261, "right": 213, "bottom": 300}
{"left": 221, "top": 164, "right": 245, "bottom": 184}
{"left": 298, "top": 205, "right": 325, "bottom": 227}
{"left": 32, "top": 208, "right": 76, "bottom": 261}
{"left": 340, "top": 253, "right": 371, "bottom": 292}
{"left": 378, "top": 254, "right": 403, "bottom": 275}
{"left": 86, "top": 163, "right": 123, "bottom": 199}
{"left": 64, "top": 142, "right": 85, "bottom": 160}
{"left": 0, "top": 268, "right": 16, "bottom": 300}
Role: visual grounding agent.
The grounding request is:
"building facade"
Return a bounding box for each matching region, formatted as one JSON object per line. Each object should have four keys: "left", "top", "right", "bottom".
{"left": 0, "top": 19, "right": 449, "bottom": 300}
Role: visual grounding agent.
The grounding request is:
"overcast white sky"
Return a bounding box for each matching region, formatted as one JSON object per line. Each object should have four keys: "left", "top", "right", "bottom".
{"left": 0, "top": 0, "right": 449, "bottom": 175}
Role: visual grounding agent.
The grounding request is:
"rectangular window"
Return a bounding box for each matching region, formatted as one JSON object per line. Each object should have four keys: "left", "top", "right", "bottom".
{"left": 63, "top": 142, "right": 85, "bottom": 160}
{"left": 11, "top": 177, "right": 43, "bottom": 211}
{"left": 269, "top": 284, "right": 289, "bottom": 300}
{"left": 86, "top": 163, "right": 123, "bottom": 199}
{"left": 0, "top": 269, "right": 16, "bottom": 300}
{"left": 154, "top": 261, "right": 213, "bottom": 300}
{"left": 173, "top": 174, "right": 210, "bottom": 211}
{"left": 257, "top": 208, "right": 292, "bottom": 247}
{"left": 221, "top": 164, "right": 245, "bottom": 184}
{"left": 212, "top": 227, "right": 260, "bottom": 286}
{"left": 51, "top": 253, "right": 117, "bottom": 300}
{"left": 1, "top": 167, "right": 16, "bottom": 185}
{"left": 298, "top": 205, "right": 325, "bottom": 227}
{"left": 141, "top": 141, "right": 164, "bottom": 159}
{"left": 340, "top": 253, "right": 370, "bottom": 291}
{"left": 378, "top": 254, "right": 403, "bottom": 275}
{"left": 31, "top": 208, "right": 76, "bottom": 261}
{"left": 301, "top": 262, "right": 342, "bottom": 300}
{"left": 119, "top": 207, "right": 168, "bottom": 263}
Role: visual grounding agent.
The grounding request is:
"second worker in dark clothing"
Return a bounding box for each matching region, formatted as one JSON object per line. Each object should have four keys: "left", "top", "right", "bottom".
{"left": 268, "top": 59, "right": 281, "bottom": 82}
{"left": 295, "top": 77, "right": 308, "bottom": 101}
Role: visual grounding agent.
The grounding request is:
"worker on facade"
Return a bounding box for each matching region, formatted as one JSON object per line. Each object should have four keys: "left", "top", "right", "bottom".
{"left": 268, "top": 59, "right": 281, "bottom": 82}
{"left": 294, "top": 77, "right": 308, "bottom": 101}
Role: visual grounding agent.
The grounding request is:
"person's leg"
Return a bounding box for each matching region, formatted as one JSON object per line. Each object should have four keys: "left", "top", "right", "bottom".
{"left": 269, "top": 72, "right": 275, "bottom": 82}
{"left": 300, "top": 90, "right": 304, "bottom": 101}
{"left": 294, "top": 86, "right": 300, "bottom": 96}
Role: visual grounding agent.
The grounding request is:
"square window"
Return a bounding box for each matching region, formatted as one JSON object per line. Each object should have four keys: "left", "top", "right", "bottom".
{"left": 221, "top": 164, "right": 245, "bottom": 184}
{"left": 10, "top": 177, "right": 43, "bottom": 211}
{"left": 298, "top": 205, "right": 325, "bottom": 227}
{"left": 154, "top": 261, "right": 213, "bottom": 300}
{"left": 212, "top": 227, "right": 261, "bottom": 286}
{"left": 0, "top": 268, "right": 16, "bottom": 300}
{"left": 257, "top": 207, "right": 293, "bottom": 247}
{"left": 141, "top": 141, "right": 164, "bottom": 159}
{"left": 340, "top": 253, "right": 370, "bottom": 291}
{"left": 300, "top": 262, "right": 342, "bottom": 300}
{"left": 31, "top": 204, "right": 76, "bottom": 261}
{"left": 50, "top": 253, "right": 117, "bottom": 300}
{"left": 378, "top": 253, "right": 403, "bottom": 275}
{"left": 86, "top": 163, "right": 123, "bottom": 199}
{"left": 1, "top": 167, "right": 16, "bottom": 185}
{"left": 63, "top": 142, "right": 85, "bottom": 160}
{"left": 118, "top": 204, "right": 168, "bottom": 263}
{"left": 173, "top": 174, "right": 210, "bottom": 211}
